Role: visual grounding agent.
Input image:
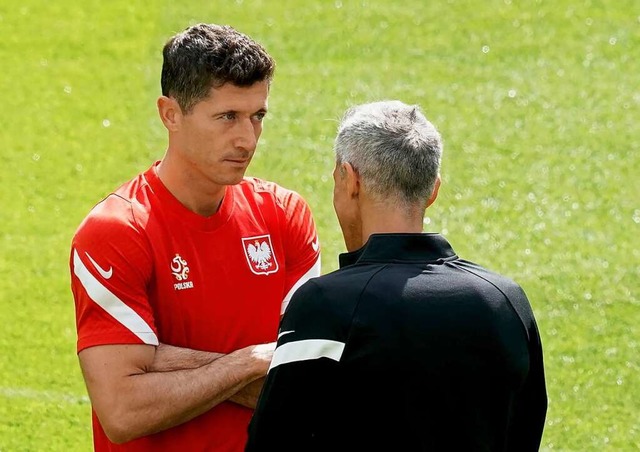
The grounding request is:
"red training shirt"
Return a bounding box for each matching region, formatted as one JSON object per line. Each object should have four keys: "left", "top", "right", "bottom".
{"left": 70, "top": 162, "right": 321, "bottom": 451}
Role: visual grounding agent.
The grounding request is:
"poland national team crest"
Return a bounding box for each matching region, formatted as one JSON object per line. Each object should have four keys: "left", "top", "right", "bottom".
{"left": 242, "top": 234, "right": 279, "bottom": 275}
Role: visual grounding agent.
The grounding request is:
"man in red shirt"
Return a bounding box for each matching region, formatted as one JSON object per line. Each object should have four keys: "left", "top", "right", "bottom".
{"left": 70, "top": 23, "right": 320, "bottom": 451}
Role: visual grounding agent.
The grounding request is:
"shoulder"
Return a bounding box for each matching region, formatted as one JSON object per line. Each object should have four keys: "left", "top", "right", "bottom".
{"left": 456, "top": 260, "right": 526, "bottom": 296}
{"left": 75, "top": 195, "right": 132, "bottom": 237}
{"left": 454, "top": 259, "right": 538, "bottom": 326}
{"left": 280, "top": 265, "right": 382, "bottom": 347}
{"left": 280, "top": 276, "right": 349, "bottom": 340}
{"left": 241, "top": 176, "right": 290, "bottom": 195}
{"left": 73, "top": 174, "right": 151, "bottom": 249}
{"left": 287, "top": 266, "right": 370, "bottom": 318}
{"left": 240, "top": 177, "right": 310, "bottom": 211}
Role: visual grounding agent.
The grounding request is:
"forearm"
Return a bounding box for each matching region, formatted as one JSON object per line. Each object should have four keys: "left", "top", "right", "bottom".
{"left": 151, "top": 343, "right": 223, "bottom": 371}
{"left": 152, "top": 343, "right": 267, "bottom": 409}
{"left": 82, "top": 344, "right": 271, "bottom": 444}
{"left": 121, "top": 351, "right": 257, "bottom": 441}
{"left": 229, "top": 377, "right": 266, "bottom": 409}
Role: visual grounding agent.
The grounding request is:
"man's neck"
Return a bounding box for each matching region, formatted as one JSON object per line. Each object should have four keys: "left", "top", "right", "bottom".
{"left": 359, "top": 202, "right": 425, "bottom": 248}
{"left": 156, "top": 156, "right": 226, "bottom": 217}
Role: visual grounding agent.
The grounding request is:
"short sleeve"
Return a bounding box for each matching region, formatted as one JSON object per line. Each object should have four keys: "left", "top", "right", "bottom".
{"left": 70, "top": 195, "right": 158, "bottom": 352}
{"left": 276, "top": 188, "right": 322, "bottom": 313}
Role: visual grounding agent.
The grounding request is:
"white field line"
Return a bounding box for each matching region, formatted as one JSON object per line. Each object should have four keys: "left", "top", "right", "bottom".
{"left": 0, "top": 387, "right": 89, "bottom": 404}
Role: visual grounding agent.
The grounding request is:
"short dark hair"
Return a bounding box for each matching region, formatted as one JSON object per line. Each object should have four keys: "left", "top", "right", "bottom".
{"left": 161, "top": 23, "right": 276, "bottom": 112}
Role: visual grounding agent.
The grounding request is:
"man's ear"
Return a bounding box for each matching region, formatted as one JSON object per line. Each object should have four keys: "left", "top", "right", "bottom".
{"left": 342, "top": 162, "right": 360, "bottom": 198}
{"left": 157, "top": 96, "right": 182, "bottom": 132}
{"left": 426, "top": 175, "right": 441, "bottom": 208}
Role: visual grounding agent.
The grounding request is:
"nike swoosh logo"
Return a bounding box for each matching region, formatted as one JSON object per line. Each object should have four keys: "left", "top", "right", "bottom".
{"left": 278, "top": 330, "right": 295, "bottom": 339}
{"left": 311, "top": 239, "right": 319, "bottom": 252}
{"left": 85, "top": 252, "right": 113, "bottom": 279}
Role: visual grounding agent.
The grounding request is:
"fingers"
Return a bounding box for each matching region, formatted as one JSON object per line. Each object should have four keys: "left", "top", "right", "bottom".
{"left": 251, "top": 342, "right": 276, "bottom": 361}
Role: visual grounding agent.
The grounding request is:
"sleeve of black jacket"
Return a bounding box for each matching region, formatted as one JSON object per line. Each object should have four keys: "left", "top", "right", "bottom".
{"left": 505, "top": 285, "right": 548, "bottom": 451}
{"left": 246, "top": 279, "right": 350, "bottom": 452}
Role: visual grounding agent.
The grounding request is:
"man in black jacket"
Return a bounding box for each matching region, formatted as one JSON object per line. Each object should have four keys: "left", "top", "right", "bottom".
{"left": 247, "top": 100, "right": 547, "bottom": 451}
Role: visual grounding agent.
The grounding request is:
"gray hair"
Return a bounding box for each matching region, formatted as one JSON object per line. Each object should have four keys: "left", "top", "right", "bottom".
{"left": 334, "top": 100, "right": 443, "bottom": 206}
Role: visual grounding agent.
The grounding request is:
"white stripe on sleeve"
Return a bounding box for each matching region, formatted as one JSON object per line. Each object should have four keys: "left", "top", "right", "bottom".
{"left": 281, "top": 255, "right": 322, "bottom": 314}
{"left": 73, "top": 249, "right": 159, "bottom": 345}
{"left": 269, "top": 339, "right": 345, "bottom": 372}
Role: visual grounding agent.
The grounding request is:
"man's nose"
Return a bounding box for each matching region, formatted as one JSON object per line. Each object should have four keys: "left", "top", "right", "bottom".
{"left": 234, "top": 118, "right": 258, "bottom": 151}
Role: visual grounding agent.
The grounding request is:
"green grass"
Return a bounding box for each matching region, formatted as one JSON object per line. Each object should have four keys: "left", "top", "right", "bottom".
{"left": 1, "top": 0, "right": 638, "bottom": 450}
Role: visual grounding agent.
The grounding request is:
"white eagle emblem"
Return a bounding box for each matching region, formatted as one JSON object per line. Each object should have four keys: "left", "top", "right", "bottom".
{"left": 248, "top": 241, "right": 272, "bottom": 270}
{"left": 242, "top": 234, "right": 279, "bottom": 275}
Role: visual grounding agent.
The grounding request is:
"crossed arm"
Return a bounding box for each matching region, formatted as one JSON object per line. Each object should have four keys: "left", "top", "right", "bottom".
{"left": 150, "top": 343, "right": 267, "bottom": 408}
{"left": 78, "top": 341, "right": 274, "bottom": 444}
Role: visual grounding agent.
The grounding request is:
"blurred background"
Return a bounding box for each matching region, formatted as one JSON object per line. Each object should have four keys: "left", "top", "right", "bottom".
{"left": 0, "top": 1, "right": 638, "bottom": 450}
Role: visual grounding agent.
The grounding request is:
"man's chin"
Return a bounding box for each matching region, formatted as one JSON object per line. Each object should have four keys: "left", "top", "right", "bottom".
{"left": 223, "top": 172, "right": 248, "bottom": 186}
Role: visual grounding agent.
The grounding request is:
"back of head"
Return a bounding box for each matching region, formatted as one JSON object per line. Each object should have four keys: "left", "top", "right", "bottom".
{"left": 334, "top": 100, "right": 443, "bottom": 207}
{"left": 161, "top": 23, "right": 275, "bottom": 113}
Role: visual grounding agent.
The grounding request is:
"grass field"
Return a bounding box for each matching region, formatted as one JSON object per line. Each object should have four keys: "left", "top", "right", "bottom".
{"left": 1, "top": 0, "right": 638, "bottom": 450}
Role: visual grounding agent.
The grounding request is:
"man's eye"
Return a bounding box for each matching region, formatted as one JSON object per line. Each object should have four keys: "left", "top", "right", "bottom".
{"left": 253, "top": 113, "right": 266, "bottom": 121}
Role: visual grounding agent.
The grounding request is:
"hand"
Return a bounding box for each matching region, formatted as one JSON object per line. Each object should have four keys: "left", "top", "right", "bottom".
{"left": 252, "top": 341, "right": 276, "bottom": 357}
{"left": 250, "top": 342, "right": 276, "bottom": 370}
{"left": 228, "top": 343, "right": 276, "bottom": 409}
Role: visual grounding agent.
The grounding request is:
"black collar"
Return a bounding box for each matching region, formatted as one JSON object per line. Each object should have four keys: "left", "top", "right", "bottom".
{"left": 338, "top": 233, "right": 458, "bottom": 268}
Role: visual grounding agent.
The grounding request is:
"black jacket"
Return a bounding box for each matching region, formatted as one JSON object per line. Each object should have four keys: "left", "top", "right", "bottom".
{"left": 247, "top": 233, "right": 547, "bottom": 451}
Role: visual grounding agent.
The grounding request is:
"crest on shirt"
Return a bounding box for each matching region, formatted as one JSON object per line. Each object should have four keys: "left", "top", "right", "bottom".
{"left": 242, "top": 234, "right": 279, "bottom": 275}
{"left": 171, "top": 254, "right": 194, "bottom": 290}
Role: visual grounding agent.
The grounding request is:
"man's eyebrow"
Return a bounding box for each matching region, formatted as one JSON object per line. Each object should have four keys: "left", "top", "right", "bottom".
{"left": 213, "top": 108, "right": 268, "bottom": 116}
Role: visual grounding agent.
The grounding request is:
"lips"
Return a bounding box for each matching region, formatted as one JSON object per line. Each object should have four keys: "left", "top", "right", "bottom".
{"left": 225, "top": 158, "right": 249, "bottom": 165}
{"left": 224, "top": 153, "right": 252, "bottom": 165}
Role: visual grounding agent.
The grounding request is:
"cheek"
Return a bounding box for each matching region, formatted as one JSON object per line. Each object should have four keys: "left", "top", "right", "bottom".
{"left": 253, "top": 122, "right": 263, "bottom": 138}
{"left": 185, "top": 122, "right": 212, "bottom": 144}
{"left": 333, "top": 188, "right": 347, "bottom": 217}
